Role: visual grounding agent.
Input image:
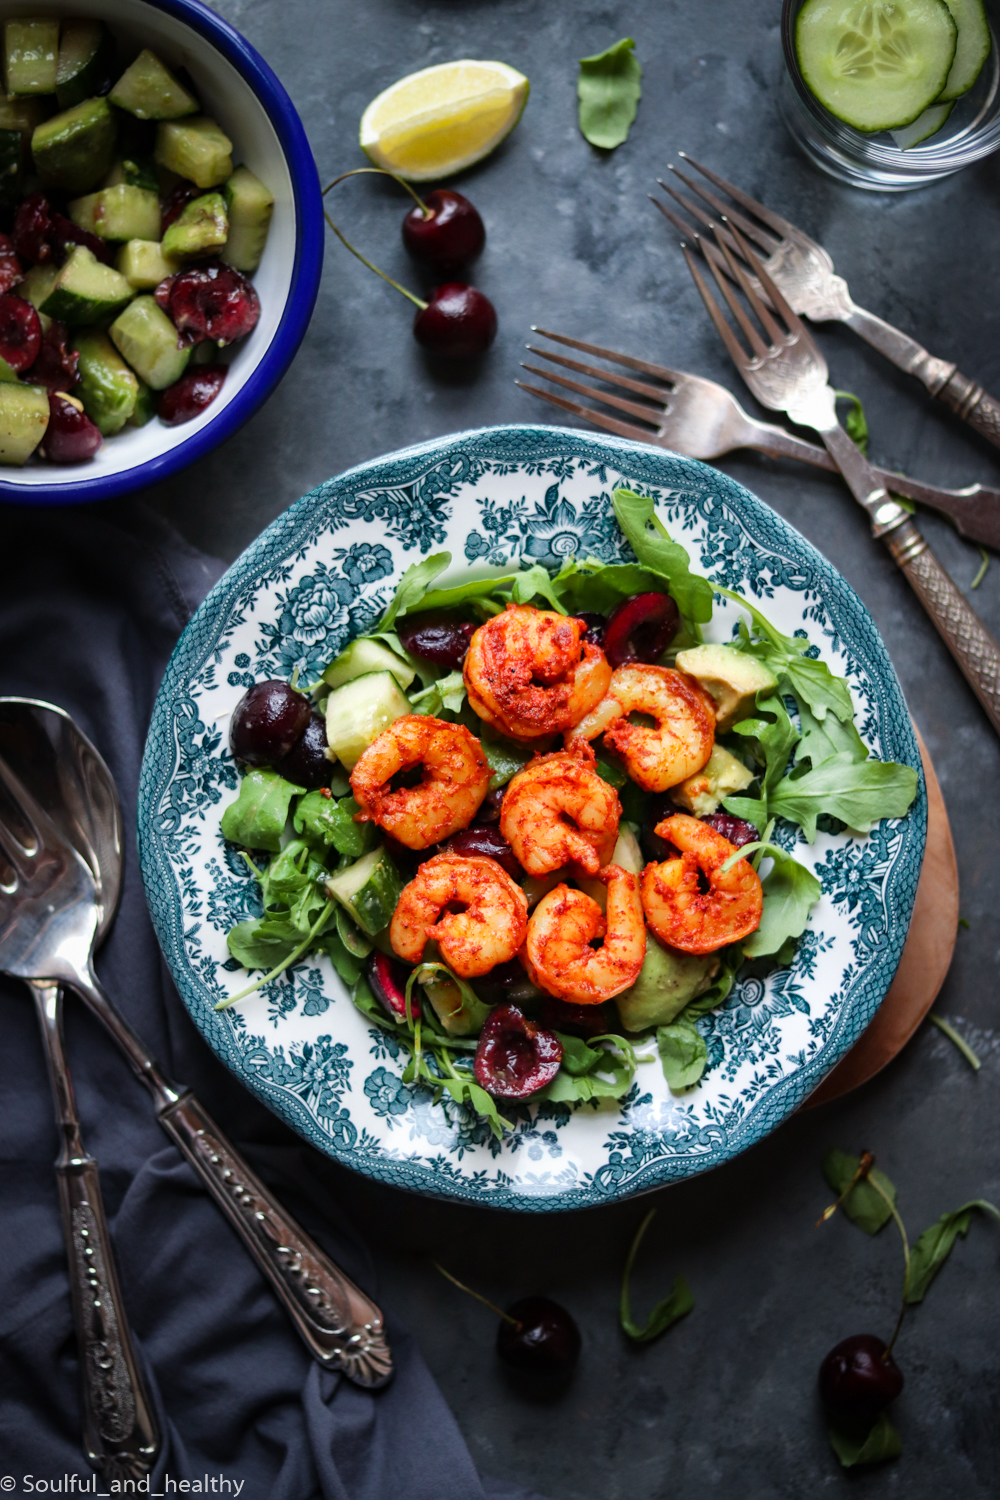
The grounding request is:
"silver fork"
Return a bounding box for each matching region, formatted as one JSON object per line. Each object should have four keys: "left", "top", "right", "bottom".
{"left": 654, "top": 154, "right": 1000, "bottom": 451}
{"left": 517, "top": 328, "right": 1000, "bottom": 553}
{"left": 680, "top": 218, "right": 1000, "bottom": 738}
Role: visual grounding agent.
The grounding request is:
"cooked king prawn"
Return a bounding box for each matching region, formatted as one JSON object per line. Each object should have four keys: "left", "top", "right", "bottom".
{"left": 390, "top": 853, "right": 528, "bottom": 977}
{"left": 522, "top": 864, "right": 646, "bottom": 1004}
{"left": 566, "top": 664, "right": 715, "bottom": 792}
{"left": 350, "top": 714, "right": 490, "bottom": 850}
{"left": 640, "top": 813, "right": 763, "bottom": 954}
{"left": 500, "top": 746, "right": 620, "bottom": 877}
{"left": 464, "top": 604, "right": 611, "bottom": 742}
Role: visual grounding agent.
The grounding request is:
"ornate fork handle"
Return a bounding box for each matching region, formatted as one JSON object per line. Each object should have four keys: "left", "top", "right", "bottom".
{"left": 936, "top": 371, "right": 1000, "bottom": 451}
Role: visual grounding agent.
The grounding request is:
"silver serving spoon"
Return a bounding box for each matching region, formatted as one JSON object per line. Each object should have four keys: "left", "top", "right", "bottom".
{"left": 0, "top": 698, "right": 393, "bottom": 1391}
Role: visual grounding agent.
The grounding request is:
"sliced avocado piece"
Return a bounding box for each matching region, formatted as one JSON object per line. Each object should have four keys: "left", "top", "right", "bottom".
{"left": 4, "top": 18, "right": 59, "bottom": 96}
{"left": 109, "top": 48, "right": 199, "bottom": 119}
{"left": 0, "top": 382, "right": 48, "bottom": 464}
{"left": 32, "top": 96, "right": 118, "bottom": 193}
{"left": 222, "top": 165, "right": 274, "bottom": 273}
{"left": 55, "top": 19, "right": 116, "bottom": 110}
{"left": 675, "top": 643, "right": 779, "bottom": 731}
{"left": 69, "top": 184, "right": 161, "bottom": 242}
{"left": 73, "top": 330, "right": 139, "bottom": 436}
{"left": 109, "top": 294, "right": 190, "bottom": 389}
{"left": 116, "top": 237, "right": 181, "bottom": 290}
{"left": 127, "top": 378, "right": 156, "bottom": 427}
{"left": 154, "top": 114, "right": 232, "bottom": 189}
{"left": 41, "top": 245, "right": 133, "bottom": 325}
{"left": 671, "top": 745, "right": 754, "bottom": 817}
{"left": 161, "top": 190, "right": 227, "bottom": 259}
{"left": 615, "top": 932, "right": 719, "bottom": 1032}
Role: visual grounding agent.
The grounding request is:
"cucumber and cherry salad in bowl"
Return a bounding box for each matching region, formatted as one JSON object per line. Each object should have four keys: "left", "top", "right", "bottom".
{"left": 215, "top": 489, "right": 919, "bottom": 1137}
{"left": 0, "top": 16, "right": 274, "bottom": 465}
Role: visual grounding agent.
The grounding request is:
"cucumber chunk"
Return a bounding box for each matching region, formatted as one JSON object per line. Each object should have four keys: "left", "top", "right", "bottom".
{"left": 161, "top": 191, "right": 228, "bottom": 258}
{"left": 41, "top": 245, "right": 133, "bottom": 324}
{"left": 109, "top": 294, "right": 191, "bottom": 389}
{"left": 17, "top": 262, "right": 60, "bottom": 328}
{"left": 939, "top": 0, "right": 991, "bottom": 98}
{"left": 891, "top": 97, "right": 954, "bottom": 144}
{"left": 796, "top": 0, "right": 958, "bottom": 132}
{"left": 69, "top": 184, "right": 161, "bottom": 242}
{"left": 110, "top": 48, "right": 199, "bottom": 120}
{"left": 324, "top": 670, "right": 412, "bottom": 770}
{"left": 32, "top": 96, "right": 118, "bottom": 192}
{"left": 127, "top": 378, "right": 156, "bottom": 427}
{"left": 55, "top": 19, "right": 116, "bottom": 110}
{"left": 322, "top": 638, "right": 416, "bottom": 692}
{"left": 0, "top": 382, "right": 48, "bottom": 464}
{"left": 422, "top": 972, "right": 492, "bottom": 1036}
{"left": 325, "top": 846, "right": 403, "bottom": 937}
{"left": 5, "top": 18, "right": 59, "bottom": 96}
{"left": 116, "top": 237, "right": 181, "bottom": 289}
{"left": 72, "top": 330, "right": 139, "bottom": 435}
{"left": 104, "top": 156, "right": 159, "bottom": 193}
{"left": 155, "top": 115, "right": 232, "bottom": 189}
{"left": 0, "top": 353, "right": 19, "bottom": 382}
{"left": 222, "top": 166, "right": 275, "bottom": 273}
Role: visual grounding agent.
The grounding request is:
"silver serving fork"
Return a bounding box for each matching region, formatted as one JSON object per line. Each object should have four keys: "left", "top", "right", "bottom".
{"left": 517, "top": 328, "right": 1000, "bottom": 552}
{"left": 654, "top": 154, "right": 1000, "bottom": 450}
{"left": 680, "top": 217, "right": 1000, "bottom": 737}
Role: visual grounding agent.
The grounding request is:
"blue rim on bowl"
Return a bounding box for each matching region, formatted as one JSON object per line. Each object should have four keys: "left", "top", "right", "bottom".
{"left": 0, "top": 0, "right": 324, "bottom": 507}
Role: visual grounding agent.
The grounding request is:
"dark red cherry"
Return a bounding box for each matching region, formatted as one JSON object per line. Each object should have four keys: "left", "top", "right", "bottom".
{"left": 156, "top": 262, "right": 260, "bottom": 346}
{"left": 367, "top": 949, "right": 419, "bottom": 1021}
{"left": 438, "top": 824, "right": 522, "bottom": 878}
{"left": 819, "top": 1335, "right": 904, "bottom": 1428}
{"left": 576, "top": 611, "right": 607, "bottom": 647}
{"left": 0, "top": 233, "right": 22, "bottom": 293}
{"left": 475, "top": 787, "right": 505, "bottom": 824}
{"left": 701, "top": 811, "right": 758, "bottom": 849}
{"left": 537, "top": 996, "right": 613, "bottom": 1040}
{"left": 641, "top": 793, "right": 680, "bottom": 863}
{"left": 413, "top": 283, "right": 497, "bottom": 360}
{"left": 0, "top": 293, "right": 41, "bottom": 371}
{"left": 160, "top": 181, "right": 198, "bottom": 234}
{"left": 157, "top": 364, "right": 226, "bottom": 425}
{"left": 274, "top": 710, "right": 333, "bottom": 790}
{"left": 470, "top": 956, "right": 529, "bottom": 1007}
{"left": 13, "top": 193, "right": 53, "bottom": 265}
{"left": 230, "top": 680, "right": 313, "bottom": 765}
{"left": 42, "top": 392, "right": 102, "bottom": 463}
{"left": 473, "top": 1003, "right": 562, "bottom": 1099}
{"left": 396, "top": 612, "right": 475, "bottom": 667}
{"left": 28, "top": 321, "right": 80, "bottom": 392}
{"left": 49, "top": 210, "right": 114, "bottom": 266}
{"left": 402, "top": 188, "right": 486, "bottom": 274}
{"left": 497, "top": 1297, "right": 581, "bottom": 1374}
{"left": 603, "top": 592, "right": 680, "bottom": 668}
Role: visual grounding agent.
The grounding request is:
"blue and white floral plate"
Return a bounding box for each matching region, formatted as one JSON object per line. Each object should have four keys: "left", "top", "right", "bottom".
{"left": 138, "top": 425, "right": 926, "bottom": 1211}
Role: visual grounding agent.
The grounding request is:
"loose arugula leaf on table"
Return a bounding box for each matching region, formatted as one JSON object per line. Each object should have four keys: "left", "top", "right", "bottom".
{"left": 829, "top": 1411, "right": 901, "bottom": 1468}
{"left": 612, "top": 488, "right": 714, "bottom": 623}
{"left": 293, "top": 793, "right": 377, "bottom": 859}
{"left": 742, "top": 846, "right": 822, "bottom": 959}
{"left": 578, "top": 37, "right": 642, "bottom": 150}
{"left": 377, "top": 552, "right": 451, "bottom": 631}
{"left": 769, "top": 753, "right": 919, "bottom": 842}
{"left": 906, "top": 1199, "right": 1000, "bottom": 1303}
{"left": 657, "top": 1019, "right": 708, "bottom": 1091}
{"left": 220, "top": 767, "right": 304, "bottom": 853}
{"left": 619, "top": 1210, "right": 694, "bottom": 1343}
{"left": 823, "top": 1150, "right": 897, "bottom": 1235}
{"left": 409, "top": 669, "right": 467, "bottom": 717}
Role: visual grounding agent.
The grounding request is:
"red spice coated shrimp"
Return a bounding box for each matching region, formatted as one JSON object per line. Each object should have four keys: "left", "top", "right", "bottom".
{"left": 522, "top": 864, "right": 646, "bottom": 1004}
{"left": 389, "top": 853, "right": 528, "bottom": 977}
{"left": 350, "top": 714, "right": 489, "bottom": 849}
{"left": 499, "top": 746, "right": 620, "bottom": 876}
{"left": 566, "top": 664, "right": 715, "bottom": 792}
{"left": 640, "top": 813, "right": 763, "bottom": 955}
{"left": 464, "top": 604, "right": 611, "bottom": 742}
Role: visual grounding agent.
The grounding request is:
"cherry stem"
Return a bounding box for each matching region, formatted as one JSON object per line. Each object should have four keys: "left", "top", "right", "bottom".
{"left": 321, "top": 168, "right": 428, "bottom": 311}
{"left": 865, "top": 1173, "right": 911, "bottom": 1359}
{"left": 432, "top": 1260, "right": 521, "bottom": 1327}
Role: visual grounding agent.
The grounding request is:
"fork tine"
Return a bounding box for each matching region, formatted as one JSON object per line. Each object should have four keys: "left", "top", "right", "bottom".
{"left": 696, "top": 234, "right": 774, "bottom": 359}
{"left": 710, "top": 227, "right": 788, "bottom": 350}
{"left": 515, "top": 380, "right": 659, "bottom": 444}
{"left": 520, "top": 362, "right": 665, "bottom": 425}
{"left": 677, "top": 152, "right": 800, "bottom": 241}
{"left": 725, "top": 219, "right": 814, "bottom": 347}
{"left": 652, "top": 185, "right": 744, "bottom": 264}
{"left": 529, "top": 327, "right": 687, "bottom": 385}
{"left": 680, "top": 244, "right": 753, "bottom": 371}
{"left": 665, "top": 167, "right": 780, "bottom": 256}
{"left": 649, "top": 196, "right": 742, "bottom": 291}
{"left": 524, "top": 345, "right": 671, "bottom": 404}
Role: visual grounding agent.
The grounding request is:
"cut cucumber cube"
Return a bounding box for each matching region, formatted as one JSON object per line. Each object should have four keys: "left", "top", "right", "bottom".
{"left": 0, "top": 94, "right": 51, "bottom": 135}
{"left": 5, "top": 18, "right": 59, "bottom": 96}
{"left": 222, "top": 165, "right": 274, "bottom": 273}
{"left": 55, "top": 19, "right": 116, "bottom": 110}
{"left": 155, "top": 114, "right": 232, "bottom": 189}
{"left": 116, "top": 237, "right": 181, "bottom": 289}
{"left": 69, "top": 184, "right": 161, "bottom": 242}
{"left": 73, "top": 329, "right": 139, "bottom": 435}
{"left": 32, "top": 96, "right": 118, "bottom": 192}
{"left": 939, "top": 0, "right": 991, "bottom": 98}
{"left": 127, "top": 378, "right": 156, "bottom": 427}
{"left": 17, "top": 261, "right": 60, "bottom": 314}
{"left": 161, "top": 191, "right": 227, "bottom": 258}
{"left": 322, "top": 638, "right": 416, "bottom": 692}
{"left": 0, "top": 382, "right": 47, "bottom": 463}
{"left": 0, "top": 353, "right": 19, "bottom": 382}
{"left": 324, "top": 670, "right": 412, "bottom": 770}
{"left": 325, "top": 846, "right": 403, "bottom": 937}
{"left": 109, "top": 48, "right": 199, "bottom": 119}
{"left": 41, "top": 245, "right": 133, "bottom": 324}
{"left": 796, "top": 0, "right": 958, "bottom": 131}
{"left": 422, "top": 973, "right": 492, "bottom": 1036}
{"left": 104, "top": 156, "right": 159, "bottom": 193}
{"left": 109, "top": 294, "right": 191, "bottom": 389}
{"left": 891, "top": 98, "right": 954, "bottom": 146}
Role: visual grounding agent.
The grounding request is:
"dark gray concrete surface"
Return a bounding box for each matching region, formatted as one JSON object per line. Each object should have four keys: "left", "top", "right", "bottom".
{"left": 150, "top": 2, "right": 1000, "bottom": 1494}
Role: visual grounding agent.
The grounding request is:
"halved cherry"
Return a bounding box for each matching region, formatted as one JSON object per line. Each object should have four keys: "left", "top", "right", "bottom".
{"left": 367, "top": 950, "right": 419, "bottom": 1021}
{"left": 473, "top": 1003, "right": 562, "bottom": 1099}
{"left": 0, "top": 233, "right": 22, "bottom": 294}
{"left": 157, "top": 364, "right": 226, "bottom": 425}
{"left": 43, "top": 392, "right": 102, "bottom": 464}
{"left": 603, "top": 592, "right": 680, "bottom": 668}
{"left": 49, "top": 210, "right": 114, "bottom": 265}
{"left": 28, "top": 321, "right": 80, "bottom": 392}
{"left": 0, "top": 293, "right": 41, "bottom": 371}
{"left": 13, "top": 192, "right": 53, "bottom": 265}
{"left": 156, "top": 262, "right": 260, "bottom": 346}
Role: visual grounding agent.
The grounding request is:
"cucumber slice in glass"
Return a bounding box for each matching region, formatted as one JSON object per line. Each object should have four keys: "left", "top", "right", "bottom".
{"left": 796, "top": 0, "right": 958, "bottom": 132}
{"left": 890, "top": 97, "right": 954, "bottom": 144}
{"left": 939, "top": 0, "right": 992, "bottom": 98}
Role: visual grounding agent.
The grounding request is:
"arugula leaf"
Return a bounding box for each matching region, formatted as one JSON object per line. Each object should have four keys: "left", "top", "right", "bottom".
{"left": 410, "top": 573, "right": 516, "bottom": 616}
{"left": 220, "top": 767, "right": 304, "bottom": 853}
{"left": 409, "top": 669, "right": 467, "bottom": 717}
{"left": 835, "top": 390, "right": 869, "bottom": 454}
{"left": 293, "top": 792, "right": 376, "bottom": 859}
{"left": 619, "top": 1209, "right": 694, "bottom": 1343}
{"left": 657, "top": 1019, "right": 708, "bottom": 1091}
{"left": 578, "top": 37, "right": 642, "bottom": 150}
{"left": 769, "top": 753, "right": 919, "bottom": 842}
{"left": 719, "top": 795, "right": 769, "bottom": 836}
{"left": 823, "top": 1150, "right": 897, "bottom": 1235}
{"left": 743, "top": 848, "right": 822, "bottom": 959}
{"left": 907, "top": 1199, "right": 1000, "bottom": 1303}
{"left": 731, "top": 691, "right": 799, "bottom": 797}
{"left": 541, "top": 1032, "right": 637, "bottom": 1102}
{"left": 551, "top": 558, "right": 670, "bottom": 617}
{"left": 721, "top": 589, "right": 853, "bottom": 723}
{"left": 829, "top": 1412, "right": 901, "bottom": 1468}
{"left": 796, "top": 698, "right": 868, "bottom": 768}
{"left": 318, "top": 926, "right": 365, "bottom": 986}
{"left": 377, "top": 552, "right": 450, "bottom": 631}
{"left": 226, "top": 916, "right": 299, "bottom": 970}
{"left": 480, "top": 731, "right": 532, "bottom": 789}
{"left": 611, "top": 489, "right": 714, "bottom": 622}
{"left": 505, "top": 562, "right": 568, "bottom": 613}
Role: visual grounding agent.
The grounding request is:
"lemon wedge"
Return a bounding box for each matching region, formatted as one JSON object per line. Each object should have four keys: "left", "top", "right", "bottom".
{"left": 360, "top": 60, "right": 529, "bottom": 180}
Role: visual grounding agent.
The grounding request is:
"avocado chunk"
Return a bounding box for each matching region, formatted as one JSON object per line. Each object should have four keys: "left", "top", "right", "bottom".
{"left": 55, "top": 19, "right": 116, "bottom": 110}
{"left": 161, "top": 191, "right": 228, "bottom": 259}
{"left": 0, "top": 382, "right": 48, "bottom": 464}
{"left": 671, "top": 745, "right": 754, "bottom": 817}
{"left": 109, "top": 48, "right": 199, "bottom": 120}
{"left": 109, "top": 295, "right": 191, "bottom": 389}
{"left": 675, "top": 644, "right": 778, "bottom": 731}
{"left": 69, "top": 184, "right": 162, "bottom": 242}
{"left": 73, "top": 331, "right": 139, "bottom": 436}
{"left": 154, "top": 114, "right": 232, "bottom": 189}
{"left": 4, "top": 18, "right": 58, "bottom": 96}
{"left": 32, "top": 96, "right": 118, "bottom": 193}
{"left": 41, "top": 246, "right": 133, "bottom": 325}
{"left": 222, "top": 165, "right": 274, "bottom": 273}
{"left": 615, "top": 933, "right": 719, "bottom": 1032}
{"left": 116, "top": 238, "right": 181, "bottom": 290}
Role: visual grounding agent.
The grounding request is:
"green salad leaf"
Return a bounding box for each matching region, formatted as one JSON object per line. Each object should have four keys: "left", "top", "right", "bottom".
{"left": 742, "top": 845, "right": 822, "bottom": 959}
{"left": 480, "top": 730, "right": 532, "bottom": 789}
{"left": 409, "top": 669, "right": 467, "bottom": 717}
{"left": 823, "top": 1150, "right": 897, "bottom": 1235}
{"left": 504, "top": 562, "right": 568, "bottom": 613}
{"left": 550, "top": 558, "right": 670, "bottom": 617}
{"left": 769, "top": 752, "right": 919, "bottom": 842}
{"left": 730, "top": 691, "right": 799, "bottom": 797}
{"left": 796, "top": 698, "right": 868, "bottom": 768}
{"left": 220, "top": 767, "right": 304, "bottom": 852}
{"left": 907, "top": 1199, "right": 1000, "bottom": 1303}
{"left": 413, "top": 574, "right": 516, "bottom": 616}
{"left": 612, "top": 488, "right": 714, "bottom": 622}
{"left": 657, "top": 1019, "right": 708, "bottom": 1091}
{"left": 293, "top": 792, "right": 377, "bottom": 859}
{"left": 377, "top": 551, "right": 450, "bottom": 630}
{"left": 829, "top": 1412, "right": 901, "bottom": 1468}
{"left": 541, "top": 1033, "right": 637, "bottom": 1102}
{"left": 578, "top": 37, "right": 642, "bottom": 150}
{"left": 619, "top": 1209, "right": 694, "bottom": 1343}
{"left": 227, "top": 916, "right": 299, "bottom": 971}
{"left": 835, "top": 390, "right": 869, "bottom": 453}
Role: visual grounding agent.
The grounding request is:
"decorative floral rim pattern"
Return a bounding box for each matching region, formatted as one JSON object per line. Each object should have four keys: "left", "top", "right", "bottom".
{"left": 138, "top": 425, "right": 926, "bottom": 1212}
